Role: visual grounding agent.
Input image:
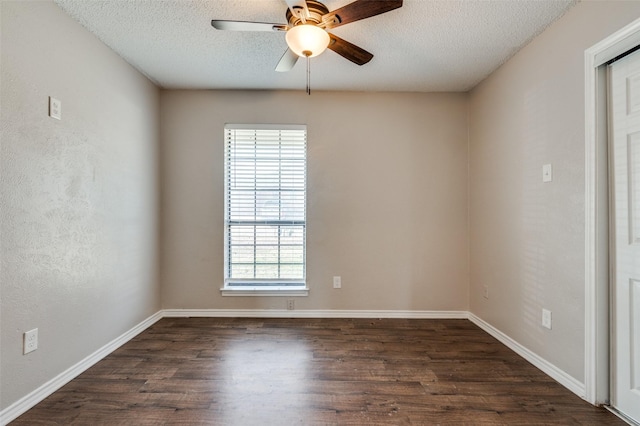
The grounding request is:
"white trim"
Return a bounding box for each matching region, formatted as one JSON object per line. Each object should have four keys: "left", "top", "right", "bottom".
{"left": 584, "top": 32, "right": 599, "bottom": 407}
{"left": 0, "top": 311, "right": 163, "bottom": 426}
{"left": 220, "top": 287, "right": 309, "bottom": 297}
{"left": 0, "top": 309, "right": 589, "bottom": 424}
{"left": 584, "top": 17, "right": 640, "bottom": 406}
{"left": 161, "top": 309, "right": 469, "bottom": 319}
{"left": 605, "top": 405, "right": 640, "bottom": 426}
{"left": 469, "top": 313, "right": 586, "bottom": 398}
{"left": 224, "top": 123, "right": 307, "bottom": 131}
{"left": 591, "top": 20, "right": 640, "bottom": 68}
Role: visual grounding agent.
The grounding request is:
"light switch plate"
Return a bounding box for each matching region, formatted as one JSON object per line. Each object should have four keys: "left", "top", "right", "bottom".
{"left": 49, "top": 97, "right": 61, "bottom": 120}
{"left": 542, "top": 309, "right": 552, "bottom": 329}
{"left": 542, "top": 164, "right": 552, "bottom": 182}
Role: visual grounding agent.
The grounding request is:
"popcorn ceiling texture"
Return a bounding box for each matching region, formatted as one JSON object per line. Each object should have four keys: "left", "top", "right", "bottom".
{"left": 54, "top": 0, "right": 576, "bottom": 92}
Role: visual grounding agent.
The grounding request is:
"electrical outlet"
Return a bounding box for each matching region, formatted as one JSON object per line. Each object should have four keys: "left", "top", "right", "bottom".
{"left": 287, "top": 299, "right": 295, "bottom": 310}
{"left": 24, "top": 328, "right": 38, "bottom": 354}
{"left": 542, "top": 309, "right": 552, "bottom": 329}
{"left": 483, "top": 285, "right": 489, "bottom": 299}
{"left": 333, "top": 276, "right": 341, "bottom": 289}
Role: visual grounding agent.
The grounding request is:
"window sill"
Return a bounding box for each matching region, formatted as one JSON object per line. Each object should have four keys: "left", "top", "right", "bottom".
{"left": 220, "top": 286, "right": 309, "bottom": 297}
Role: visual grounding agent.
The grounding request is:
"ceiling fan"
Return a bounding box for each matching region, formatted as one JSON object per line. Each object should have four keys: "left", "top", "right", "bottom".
{"left": 211, "top": 0, "right": 403, "bottom": 91}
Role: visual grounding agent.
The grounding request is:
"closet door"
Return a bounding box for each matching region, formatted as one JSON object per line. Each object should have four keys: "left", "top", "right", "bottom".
{"left": 609, "top": 48, "right": 640, "bottom": 424}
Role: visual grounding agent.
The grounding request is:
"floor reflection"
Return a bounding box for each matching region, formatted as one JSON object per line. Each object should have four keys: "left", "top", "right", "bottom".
{"left": 218, "top": 337, "right": 311, "bottom": 424}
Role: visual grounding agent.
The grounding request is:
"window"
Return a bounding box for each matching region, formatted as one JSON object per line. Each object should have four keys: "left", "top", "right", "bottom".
{"left": 223, "top": 124, "right": 307, "bottom": 294}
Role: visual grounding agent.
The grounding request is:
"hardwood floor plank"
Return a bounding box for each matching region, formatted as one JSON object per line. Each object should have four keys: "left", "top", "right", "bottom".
{"left": 10, "top": 318, "right": 624, "bottom": 425}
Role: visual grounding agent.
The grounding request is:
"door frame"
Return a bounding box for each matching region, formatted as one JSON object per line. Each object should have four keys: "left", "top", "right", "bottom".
{"left": 585, "top": 17, "right": 640, "bottom": 405}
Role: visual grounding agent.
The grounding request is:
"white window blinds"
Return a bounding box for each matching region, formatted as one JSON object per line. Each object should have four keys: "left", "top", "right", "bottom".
{"left": 224, "top": 125, "right": 306, "bottom": 287}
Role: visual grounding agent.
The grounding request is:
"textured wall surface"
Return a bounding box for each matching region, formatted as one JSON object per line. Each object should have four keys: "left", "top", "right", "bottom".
{"left": 6, "top": 0, "right": 638, "bottom": 416}
{"left": 0, "top": 1, "right": 160, "bottom": 410}
{"left": 468, "top": 0, "right": 640, "bottom": 382}
{"left": 159, "top": 90, "right": 469, "bottom": 311}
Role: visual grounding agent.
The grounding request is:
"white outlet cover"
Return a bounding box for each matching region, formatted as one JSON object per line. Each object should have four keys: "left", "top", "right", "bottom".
{"left": 24, "top": 328, "right": 38, "bottom": 354}
{"left": 333, "top": 276, "right": 341, "bottom": 288}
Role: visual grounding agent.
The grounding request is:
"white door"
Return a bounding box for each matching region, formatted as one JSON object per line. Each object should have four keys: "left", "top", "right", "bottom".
{"left": 609, "top": 49, "right": 640, "bottom": 424}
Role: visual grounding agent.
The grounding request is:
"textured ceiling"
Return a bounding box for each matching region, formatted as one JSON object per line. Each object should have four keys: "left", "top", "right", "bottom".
{"left": 54, "top": 0, "right": 576, "bottom": 92}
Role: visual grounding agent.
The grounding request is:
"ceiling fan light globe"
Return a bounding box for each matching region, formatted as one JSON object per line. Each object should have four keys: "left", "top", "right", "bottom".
{"left": 285, "top": 24, "right": 330, "bottom": 58}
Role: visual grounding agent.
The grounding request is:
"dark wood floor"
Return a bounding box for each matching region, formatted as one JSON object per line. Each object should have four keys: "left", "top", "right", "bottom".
{"left": 12, "top": 318, "right": 623, "bottom": 425}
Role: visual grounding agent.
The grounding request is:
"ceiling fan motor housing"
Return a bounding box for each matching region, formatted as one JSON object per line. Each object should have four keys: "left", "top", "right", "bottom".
{"left": 286, "top": 0, "right": 337, "bottom": 27}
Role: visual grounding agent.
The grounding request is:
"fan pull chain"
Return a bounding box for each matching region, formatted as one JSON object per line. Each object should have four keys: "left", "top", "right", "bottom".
{"left": 304, "top": 51, "right": 311, "bottom": 95}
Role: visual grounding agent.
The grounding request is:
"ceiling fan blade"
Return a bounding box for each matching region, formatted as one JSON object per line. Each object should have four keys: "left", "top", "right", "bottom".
{"left": 322, "top": 0, "right": 402, "bottom": 30}
{"left": 283, "top": 0, "right": 309, "bottom": 22}
{"left": 275, "top": 48, "right": 299, "bottom": 72}
{"left": 327, "top": 33, "right": 373, "bottom": 66}
{"left": 211, "top": 20, "right": 287, "bottom": 32}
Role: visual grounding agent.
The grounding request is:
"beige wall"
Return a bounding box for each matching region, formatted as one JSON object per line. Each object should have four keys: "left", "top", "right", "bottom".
{"left": 468, "top": 0, "right": 640, "bottom": 382}
{"left": 7, "top": 0, "right": 639, "bottom": 415}
{"left": 0, "top": 0, "right": 160, "bottom": 410}
{"left": 160, "top": 90, "right": 469, "bottom": 311}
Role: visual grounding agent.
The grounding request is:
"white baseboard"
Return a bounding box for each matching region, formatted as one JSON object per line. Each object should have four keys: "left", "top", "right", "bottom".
{"left": 0, "top": 311, "right": 163, "bottom": 426}
{"left": 468, "top": 312, "right": 586, "bottom": 399}
{"left": 161, "top": 309, "right": 469, "bottom": 319}
{"left": 1, "top": 309, "right": 589, "bottom": 425}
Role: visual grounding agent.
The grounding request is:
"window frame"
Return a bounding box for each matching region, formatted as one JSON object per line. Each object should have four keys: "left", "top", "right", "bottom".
{"left": 221, "top": 124, "right": 309, "bottom": 296}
